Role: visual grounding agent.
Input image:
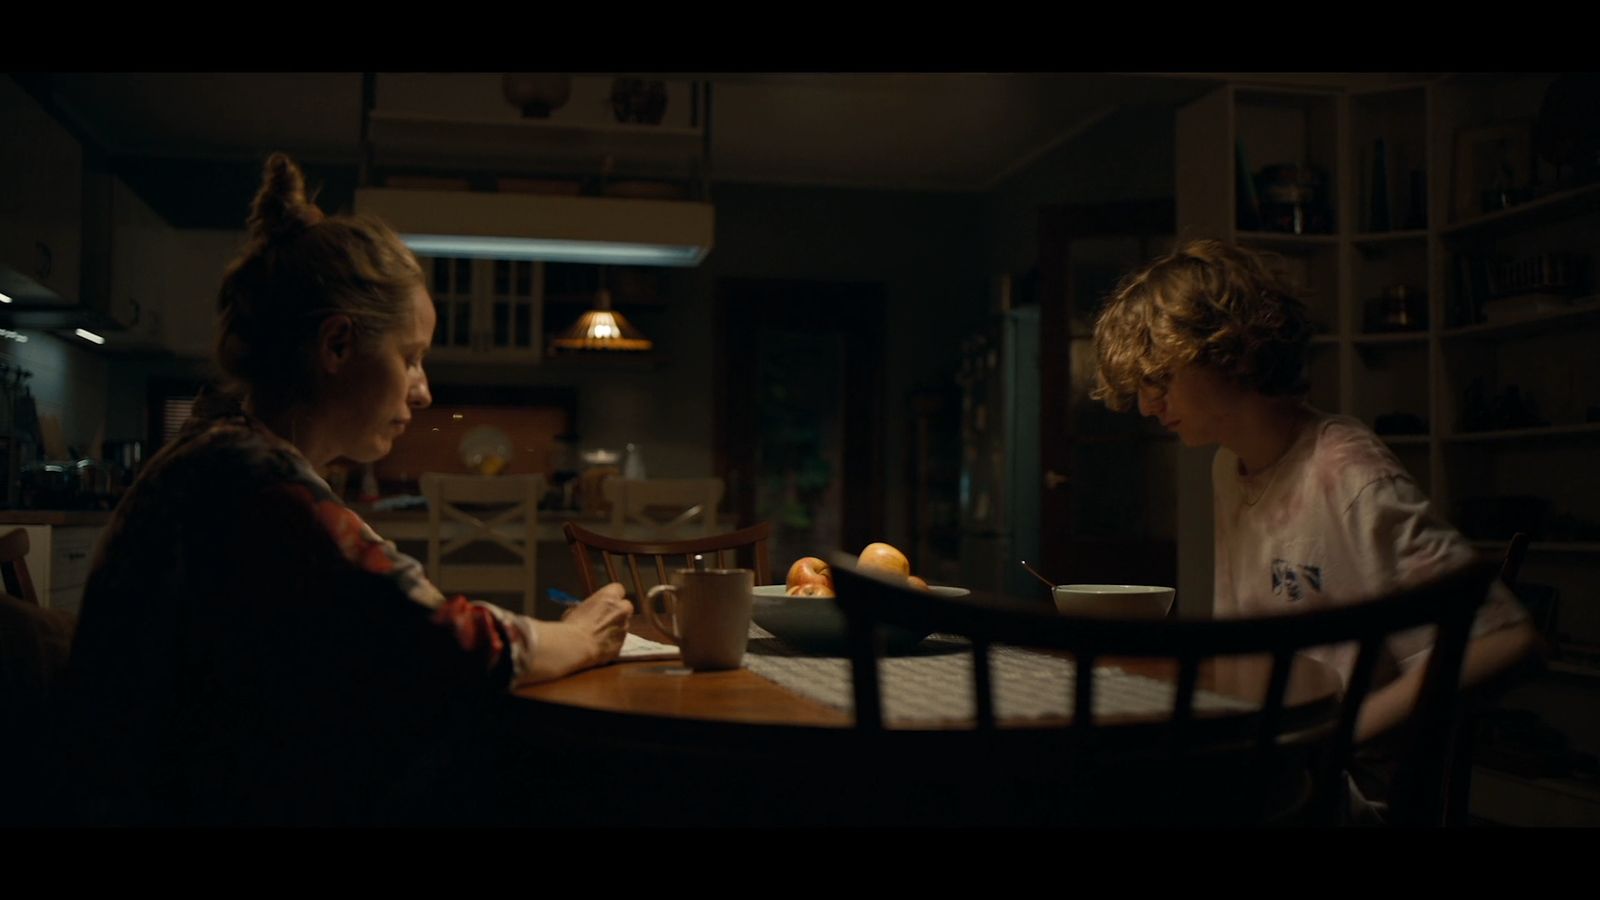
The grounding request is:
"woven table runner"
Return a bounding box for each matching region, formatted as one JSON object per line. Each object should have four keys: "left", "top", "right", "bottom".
{"left": 742, "top": 625, "right": 1253, "bottom": 725}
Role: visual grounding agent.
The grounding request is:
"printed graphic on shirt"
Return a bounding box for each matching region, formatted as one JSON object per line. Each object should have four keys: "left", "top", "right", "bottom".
{"left": 1271, "top": 559, "right": 1324, "bottom": 603}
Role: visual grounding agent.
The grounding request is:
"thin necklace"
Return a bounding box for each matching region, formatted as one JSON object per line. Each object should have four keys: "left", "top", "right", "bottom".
{"left": 1239, "top": 459, "right": 1282, "bottom": 507}
{"left": 1239, "top": 410, "right": 1309, "bottom": 507}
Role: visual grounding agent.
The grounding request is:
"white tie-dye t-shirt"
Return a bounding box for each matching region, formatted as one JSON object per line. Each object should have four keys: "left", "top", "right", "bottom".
{"left": 1212, "top": 407, "right": 1526, "bottom": 687}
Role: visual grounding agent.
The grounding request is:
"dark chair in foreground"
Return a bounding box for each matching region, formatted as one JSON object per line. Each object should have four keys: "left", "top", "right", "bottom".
{"left": 831, "top": 556, "right": 1501, "bottom": 826}
{"left": 1442, "top": 531, "right": 1539, "bottom": 826}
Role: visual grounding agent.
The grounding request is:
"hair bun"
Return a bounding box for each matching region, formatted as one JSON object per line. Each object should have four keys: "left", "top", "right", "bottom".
{"left": 247, "top": 152, "right": 324, "bottom": 243}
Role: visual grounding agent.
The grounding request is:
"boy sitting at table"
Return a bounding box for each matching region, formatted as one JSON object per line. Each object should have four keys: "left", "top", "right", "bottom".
{"left": 1088, "top": 238, "right": 1541, "bottom": 821}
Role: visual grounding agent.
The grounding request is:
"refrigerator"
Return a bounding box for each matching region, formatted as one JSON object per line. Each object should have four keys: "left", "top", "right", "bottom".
{"left": 956, "top": 305, "right": 1041, "bottom": 601}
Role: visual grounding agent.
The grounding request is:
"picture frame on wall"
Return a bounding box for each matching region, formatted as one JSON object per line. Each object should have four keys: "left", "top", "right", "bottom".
{"left": 1452, "top": 120, "right": 1535, "bottom": 223}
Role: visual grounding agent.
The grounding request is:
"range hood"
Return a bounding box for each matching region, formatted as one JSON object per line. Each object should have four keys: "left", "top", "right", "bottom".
{"left": 353, "top": 187, "right": 714, "bottom": 267}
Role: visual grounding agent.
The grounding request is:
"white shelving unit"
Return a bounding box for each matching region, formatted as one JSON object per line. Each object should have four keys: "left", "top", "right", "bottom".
{"left": 1178, "top": 73, "right": 1600, "bottom": 826}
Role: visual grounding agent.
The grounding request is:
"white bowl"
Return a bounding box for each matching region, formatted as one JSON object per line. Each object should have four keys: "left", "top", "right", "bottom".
{"left": 1051, "top": 584, "right": 1175, "bottom": 619}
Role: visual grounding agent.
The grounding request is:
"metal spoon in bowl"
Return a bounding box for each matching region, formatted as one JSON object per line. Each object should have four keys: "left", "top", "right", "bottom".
{"left": 1020, "top": 560, "right": 1057, "bottom": 591}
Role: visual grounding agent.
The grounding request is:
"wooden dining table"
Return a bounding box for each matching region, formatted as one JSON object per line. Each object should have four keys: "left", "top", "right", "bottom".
{"left": 501, "top": 592, "right": 1353, "bottom": 826}
{"left": 504, "top": 622, "right": 1348, "bottom": 826}
{"left": 515, "top": 623, "right": 1345, "bottom": 730}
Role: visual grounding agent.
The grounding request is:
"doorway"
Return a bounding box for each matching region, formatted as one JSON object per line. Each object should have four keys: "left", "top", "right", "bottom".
{"left": 1037, "top": 200, "right": 1178, "bottom": 593}
{"left": 714, "top": 278, "right": 888, "bottom": 575}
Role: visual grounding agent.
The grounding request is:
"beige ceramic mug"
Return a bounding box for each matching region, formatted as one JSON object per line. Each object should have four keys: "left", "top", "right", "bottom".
{"left": 645, "top": 568, "right": 755, "bottom": 670}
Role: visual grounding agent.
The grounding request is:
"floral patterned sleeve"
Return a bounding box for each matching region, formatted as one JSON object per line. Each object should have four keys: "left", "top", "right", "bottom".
{"left": 274, "top": 474, "right": 541, "bottom": 687}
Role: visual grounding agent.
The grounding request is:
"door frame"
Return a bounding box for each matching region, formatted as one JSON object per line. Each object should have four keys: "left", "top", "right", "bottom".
{"left": 713, "top": 277, "right": 888, "bottom": 555}
{"left": 1037, "top": 199, "right": 1176, "bottom": 588}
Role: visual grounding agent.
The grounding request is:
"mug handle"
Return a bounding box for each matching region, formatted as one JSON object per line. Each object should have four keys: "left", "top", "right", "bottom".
{"left": 644, "top": 583, "right": 681, "bottom": 643}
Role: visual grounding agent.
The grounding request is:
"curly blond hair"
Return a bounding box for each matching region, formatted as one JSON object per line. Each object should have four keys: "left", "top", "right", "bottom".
{"left": 214, "top": 152, "right": 425, "bottom": 407}
{"left": 1090, "top": 239, "right": 1313, "bottom": 411}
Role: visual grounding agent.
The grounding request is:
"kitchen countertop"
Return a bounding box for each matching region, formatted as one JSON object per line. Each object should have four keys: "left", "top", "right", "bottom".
{"left": 355, "top": 506, "right": 611, "bottom": 524}
{"left": 0, "top": 510, "right": 116, "bottom": 526}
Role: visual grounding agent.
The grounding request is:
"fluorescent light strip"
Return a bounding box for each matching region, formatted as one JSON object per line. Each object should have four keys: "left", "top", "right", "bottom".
{"left": 0, "top": 291, "right": 12, "bottom": 303}
{"left": 398, "top": 234, "right": 707, "bottom": 267}
{"left": 74, "top": 328, "right": 106, "bottom": 345}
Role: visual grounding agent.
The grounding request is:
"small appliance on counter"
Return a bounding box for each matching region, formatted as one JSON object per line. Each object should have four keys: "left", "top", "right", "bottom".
{"left": 19, "top": 459, "right": 117, "bottom": 510}
{"left": 577, "top": 448, "right": 621, "bottom": 515}
{"left": 101, "top": 439, "right": 146, "bottom": 489}
{"left": 546, "top": 433, "right": 581, "bottom": 510}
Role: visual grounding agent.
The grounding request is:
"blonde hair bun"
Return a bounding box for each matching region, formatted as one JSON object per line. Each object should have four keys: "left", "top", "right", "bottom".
{"left": 247, "top": 152, "right": 324, "bottom": 244}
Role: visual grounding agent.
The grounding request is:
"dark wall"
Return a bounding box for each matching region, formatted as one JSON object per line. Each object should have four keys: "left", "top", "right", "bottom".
{"left": 983, "top": 103, "right": 1178, "bottom": 279}
{"left": 113, "top": 157, "right": 358, "bottom": 229}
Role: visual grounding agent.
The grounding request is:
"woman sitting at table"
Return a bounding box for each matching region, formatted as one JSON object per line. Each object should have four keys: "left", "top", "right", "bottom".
{"left": 1089, "top": 239, "right": 1540, "bottom": 821}
{"left": 54, "top": 153, "right": 632, "bottom": 824}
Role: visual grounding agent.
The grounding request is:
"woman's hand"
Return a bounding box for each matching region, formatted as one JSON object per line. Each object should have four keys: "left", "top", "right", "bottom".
{"left": 521, "top": 583, "right": 632, "bottom": 683}
{"left": 564, "top": 582, "right": 632, "bottom": 661}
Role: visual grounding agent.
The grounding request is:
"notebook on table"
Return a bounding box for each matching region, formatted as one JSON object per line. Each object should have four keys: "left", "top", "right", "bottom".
{"left": 616, "top": 632, "right": 681, "bottom": 662}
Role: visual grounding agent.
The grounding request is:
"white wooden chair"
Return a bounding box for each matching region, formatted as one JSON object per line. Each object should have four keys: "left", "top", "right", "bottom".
{"left": 602, "top": 477, "right": 724, "bottom": 540}
{"left": 419, "top": 474, "right": 545, "bottom": 616}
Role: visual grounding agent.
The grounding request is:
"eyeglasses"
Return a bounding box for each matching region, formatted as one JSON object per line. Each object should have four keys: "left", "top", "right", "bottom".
{"left": 1138, "top": 373, "right": 1172, "bottom": 400}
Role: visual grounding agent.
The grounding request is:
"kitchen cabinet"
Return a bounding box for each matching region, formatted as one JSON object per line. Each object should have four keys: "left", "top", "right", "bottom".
{"left": 104, "top": 178, "right": 173, "bottom": 348}
{"left": 2, "top": 517, "right": 108, "bottom": 616}
{"left": 0, "top": 76, "right": 83, "bottom": 305}
{"left": 424, "top": 256, "right": 543, "bottom": 363}
{"left": 366, "top": 74, "right": 709, "bottom": 189}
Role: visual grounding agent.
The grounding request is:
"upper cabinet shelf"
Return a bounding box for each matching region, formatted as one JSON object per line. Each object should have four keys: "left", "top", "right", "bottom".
{"left": 363, "top": 74, "right": 711, "bottom": 183}
{"left": 367, "top": 111, "right": 706, "bottom": 174}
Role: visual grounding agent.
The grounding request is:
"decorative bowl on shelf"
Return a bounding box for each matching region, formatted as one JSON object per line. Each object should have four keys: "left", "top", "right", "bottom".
{"left": 502, "top": 73, "right": 573, "bottom": 119}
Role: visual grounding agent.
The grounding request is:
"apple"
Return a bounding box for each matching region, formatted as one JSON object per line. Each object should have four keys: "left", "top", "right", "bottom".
{"left": 857, "top": 542, "right": 911, "bottom": 578}
{"left": 906, "top": 575, "right": 930, "bottom": 592}
{"left": 786, "top": 583, "right": 835, "bottom": 598}
{"left": 786, "top": 556, "right": 833, "bottom": 592}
